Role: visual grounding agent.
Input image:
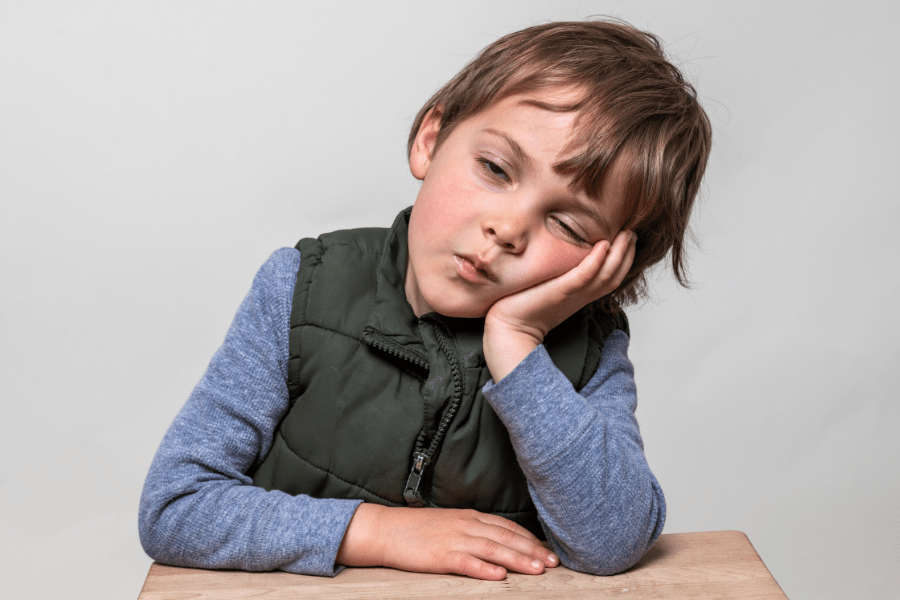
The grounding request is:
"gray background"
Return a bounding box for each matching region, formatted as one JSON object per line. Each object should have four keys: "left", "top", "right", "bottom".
{"left": 1, "top": 1, "right": 897, "bottom": 599}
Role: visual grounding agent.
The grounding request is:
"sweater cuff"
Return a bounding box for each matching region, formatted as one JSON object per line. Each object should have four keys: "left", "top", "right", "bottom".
{"left": 281, "top": 498, "right": 363, "bottom": 577}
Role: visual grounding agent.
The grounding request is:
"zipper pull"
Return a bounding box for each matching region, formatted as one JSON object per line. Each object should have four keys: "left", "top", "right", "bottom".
{"left": 403, "top": 452, "right": 431, "bottom": 507}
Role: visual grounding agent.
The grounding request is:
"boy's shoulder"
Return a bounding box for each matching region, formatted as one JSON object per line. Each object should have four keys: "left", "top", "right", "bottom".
{"left": 257, "top": 247, "right": 303, "bottom": 287}
{"left": 297, "top": 210, "right": 410, "bottom": 257}
{"left": 293, "top": 209, "right": 411, "bottom": 268}
{"left": 309, "top": 226, "right": 388, "bottom": 250}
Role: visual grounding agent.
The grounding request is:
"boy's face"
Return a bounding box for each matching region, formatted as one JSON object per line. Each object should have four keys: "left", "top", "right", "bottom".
{"left": 406, "top": 89, "right": 630, "bottom": 318}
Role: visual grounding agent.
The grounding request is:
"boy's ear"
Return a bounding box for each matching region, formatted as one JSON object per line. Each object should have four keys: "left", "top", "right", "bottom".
{"left": 409, "top": 107, "right": 442, "bottom": 181}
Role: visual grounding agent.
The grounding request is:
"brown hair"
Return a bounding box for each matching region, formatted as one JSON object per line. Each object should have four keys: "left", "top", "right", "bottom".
{"left": 407, "top": 19, "right": 712, "bottom": 309}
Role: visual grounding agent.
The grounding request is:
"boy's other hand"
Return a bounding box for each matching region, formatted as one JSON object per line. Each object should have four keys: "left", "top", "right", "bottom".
{"left": 484, "top": 229, "right": 636, "bottom": 382}
{"left": 335, "top": 503, "right": 559, "bottom": 580}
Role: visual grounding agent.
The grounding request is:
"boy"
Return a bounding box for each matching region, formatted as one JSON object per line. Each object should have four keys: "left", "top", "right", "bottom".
{"left": 139, "top": 19, "right": 711, "bottom": 580}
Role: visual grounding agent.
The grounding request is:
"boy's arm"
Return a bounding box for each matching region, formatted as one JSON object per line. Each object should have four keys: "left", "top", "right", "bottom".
{"left": 482, "top": 331, "right": 665, "bottom": 575}
{"left": 481, "top": 230, "right": 665, "bottom": 575}
{"left": 138, "top": 248, "right": 362, "bottom": 576}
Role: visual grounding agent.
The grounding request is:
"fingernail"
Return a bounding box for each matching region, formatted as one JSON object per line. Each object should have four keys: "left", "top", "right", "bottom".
{"left": 548, "top": 553, "right": 559, "bottom": 565}
{"left": 531, "top": 559, "right": 542, "bottom": 569}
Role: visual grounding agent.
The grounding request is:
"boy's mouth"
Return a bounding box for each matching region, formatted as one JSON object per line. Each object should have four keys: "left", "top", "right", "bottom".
{"left": 454, "top": 254, "right": 498, "bottom": 284}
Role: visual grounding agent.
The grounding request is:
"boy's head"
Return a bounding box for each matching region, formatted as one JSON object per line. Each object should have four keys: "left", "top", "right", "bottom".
{"left": 406, "top": 19, "right": 712, "bottom": 312}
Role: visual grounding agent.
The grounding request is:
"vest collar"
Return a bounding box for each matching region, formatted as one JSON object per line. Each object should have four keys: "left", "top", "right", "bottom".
{"left": 365, "top": 207, "right": 429, "bottom": 361}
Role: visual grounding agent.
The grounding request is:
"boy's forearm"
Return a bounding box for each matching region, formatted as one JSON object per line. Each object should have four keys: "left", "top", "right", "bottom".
{"left": 482, "top": 332, "right": 665, "bottom": 575}
{"left": 139, "top": 447, "right": 360, "bottom": 575}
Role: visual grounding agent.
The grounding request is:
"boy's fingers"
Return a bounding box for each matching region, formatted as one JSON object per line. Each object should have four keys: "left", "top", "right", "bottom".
{"left": 556, "top": 240, "right": 610, "bottom": 294}
{"left": 595, "top": 230, "right": 635, "bottom": 291}
{"left": 464, "top": 535, "right": 547, "bottom": 576}
{"left": 473, "top": 518, "right": 559, "bottom": 568}
{"left": 441, "top": 512, "right": 556, "bottom": 578}
{"left": 448, "top": 551, "right": 508, "bottom": 580}
{"left": 474, "top": 511, "right": 541, "bottom": 541}
{"left": 562, "top": 230, "right": 631, "bottom": 297}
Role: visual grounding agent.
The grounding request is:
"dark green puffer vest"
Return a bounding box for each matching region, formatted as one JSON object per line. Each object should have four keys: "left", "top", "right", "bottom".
{"left": 251, "top": 208, "right": 627, "bottom": 537}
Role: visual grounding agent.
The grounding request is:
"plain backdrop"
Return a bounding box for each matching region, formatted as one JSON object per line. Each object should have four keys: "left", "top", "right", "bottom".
{"left": 1, "top": 1, "right": 897, "bottom": 599}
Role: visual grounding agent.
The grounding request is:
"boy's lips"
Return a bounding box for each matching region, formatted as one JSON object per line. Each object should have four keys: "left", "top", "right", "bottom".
{"left": 454, "top": 254, "right": 498, "bottom": 283}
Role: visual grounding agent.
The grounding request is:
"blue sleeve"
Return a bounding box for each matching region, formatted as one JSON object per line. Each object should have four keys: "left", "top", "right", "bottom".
{"left": 482, "top": 331, "right": 665, "bottom": 575}
{"left": 138, "top": 248, "right": 362, "bottom": 576}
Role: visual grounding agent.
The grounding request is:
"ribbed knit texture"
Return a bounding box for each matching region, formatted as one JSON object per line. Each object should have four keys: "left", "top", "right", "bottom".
{"left": 139, "top": 248, "right": 664, "bottom": 576}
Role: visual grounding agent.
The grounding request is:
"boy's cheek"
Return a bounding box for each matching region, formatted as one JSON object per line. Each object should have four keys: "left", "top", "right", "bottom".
{"left": 530, "top": 243, "right": 590, "bottom": 282}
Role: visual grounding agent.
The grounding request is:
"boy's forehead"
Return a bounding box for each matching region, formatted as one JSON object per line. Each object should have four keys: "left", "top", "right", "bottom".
{"left": 467, "top": 89, "right": 589, "bottom": 163}
{"left": 463, "top": 91, "right": 631, "bottom": 226}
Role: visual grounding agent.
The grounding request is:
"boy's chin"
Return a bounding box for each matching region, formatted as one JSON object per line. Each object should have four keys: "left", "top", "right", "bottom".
{"left": 439, "top": 308, "right": 489, "bottom": 320}
{"left": 426, "top": 306, "right": 489, "bottom": 320}
{"left": 418, "top": 296, "right": 490, "bottom": 320}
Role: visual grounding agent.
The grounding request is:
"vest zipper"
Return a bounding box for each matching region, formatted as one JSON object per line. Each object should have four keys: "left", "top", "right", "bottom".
{"left": 403, "top": 324, "right": 463, "bottom": 507}
{"left": 363, "top": 327, "right": 429, "bottom": 370}
{"left": 402, "top": 451, "right": 431, "bottom": 505}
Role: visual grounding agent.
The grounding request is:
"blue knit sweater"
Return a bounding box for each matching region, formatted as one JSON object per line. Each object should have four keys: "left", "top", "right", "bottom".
{"left": 138, "top": 247, "right": 665, "bottom": 576}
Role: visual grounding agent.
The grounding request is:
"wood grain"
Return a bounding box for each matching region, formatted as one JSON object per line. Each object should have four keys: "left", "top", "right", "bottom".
{"left": 137, "top": 530, "right": 788, "bottom": 599}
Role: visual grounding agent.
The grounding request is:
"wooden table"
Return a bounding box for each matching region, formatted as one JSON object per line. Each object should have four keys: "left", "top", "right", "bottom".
{"left": 137, "top": 530, "right": 787, "bottom": 599}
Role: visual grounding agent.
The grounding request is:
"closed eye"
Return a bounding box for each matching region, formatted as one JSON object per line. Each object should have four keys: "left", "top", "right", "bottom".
{"left": 553, "top": 217, "right": 588, "bottom": 245}
{"left": 476, "top": 158, "right": 510, "bottom": 183}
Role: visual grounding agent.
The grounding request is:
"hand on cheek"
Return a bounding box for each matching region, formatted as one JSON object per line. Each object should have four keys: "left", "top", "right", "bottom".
{"left": 483, "top": 230, "right": 637, "bottom": 382}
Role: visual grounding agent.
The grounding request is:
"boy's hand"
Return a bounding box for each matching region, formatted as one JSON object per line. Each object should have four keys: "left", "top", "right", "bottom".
{"left": 336, "top": 503, "right": 558, "bottom": 580}
{"left": 484, "top": 230, "right": 636, "bottom": 382}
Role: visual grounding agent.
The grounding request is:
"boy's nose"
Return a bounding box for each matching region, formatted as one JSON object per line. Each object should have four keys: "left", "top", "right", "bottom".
{"left": 484, "top": 216, "right": 527, "bottom": 253}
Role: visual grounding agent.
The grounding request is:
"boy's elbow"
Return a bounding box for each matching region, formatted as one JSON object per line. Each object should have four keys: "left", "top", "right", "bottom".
{"left": 138, "top": 491, "right": 170, "bottom": 562}
{"left": 551, "top": 481, "right": 666, "bottom": 575}
{"left": 554, "top": 536, "right": 649, "bottom": 576}
{"left": 571, "top": 540, "right": 652, "bottom": 576}
{"left": 554, "top": 529, "right": 659, "bottom": 576}
{"left": 138, "top": 486, "right": 193, "bottom": 564}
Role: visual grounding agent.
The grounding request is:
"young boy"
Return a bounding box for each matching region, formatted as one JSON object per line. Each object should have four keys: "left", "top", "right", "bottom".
{"left": 139, "top": 19, "right": 711, "bottom": 580}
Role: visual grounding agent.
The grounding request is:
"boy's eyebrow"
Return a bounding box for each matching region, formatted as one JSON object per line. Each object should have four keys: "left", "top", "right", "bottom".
{"left": 483, "top": 128, "right": 615, "bottom": 239}
{"left": 482, "top": 128, "right": 533, "bottom": 170}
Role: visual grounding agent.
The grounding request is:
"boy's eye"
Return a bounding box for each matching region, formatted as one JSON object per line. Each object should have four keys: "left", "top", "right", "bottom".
{"left": 477, "top": 158, "right": 510, "bottom": 182}
{"left": 553, "top": 217, "right": 588, "bottom": 245}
